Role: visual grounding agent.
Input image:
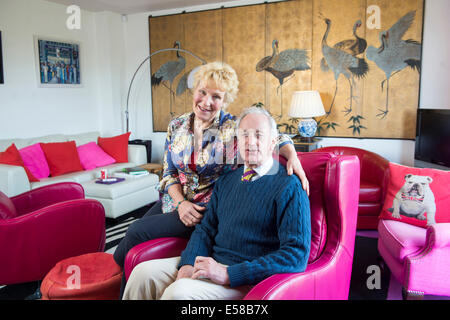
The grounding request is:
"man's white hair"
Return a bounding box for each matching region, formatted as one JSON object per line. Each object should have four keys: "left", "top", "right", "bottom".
{"left": 237, "top": 106, "right": 278, "bottom": 138}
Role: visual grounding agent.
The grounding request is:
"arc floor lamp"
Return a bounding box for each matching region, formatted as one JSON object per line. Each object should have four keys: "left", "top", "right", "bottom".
{"left": 125, "top": 48, "right": 207, "bottom": 133}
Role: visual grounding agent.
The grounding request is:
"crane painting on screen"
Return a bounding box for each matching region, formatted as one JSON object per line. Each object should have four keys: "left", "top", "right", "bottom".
{"left": 256, "top": 39, "right": 310, "bottom": 119}
{"left": 320, "top": 19, "right": 368, "bottom": 115}
{"left": 366, "top": 11, "right": 421, "bottom": 119}
{"left": 321, "top": 18, "right": 369, "bottom": 117}
{"left": 151, "top": 41, "right": 186, "bottom": 117}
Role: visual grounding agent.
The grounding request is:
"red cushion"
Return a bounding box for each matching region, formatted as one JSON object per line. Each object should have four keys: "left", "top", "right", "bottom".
{"left": 40, "top": 252, "right": 122, "bottom": 300}
{"left": 380, "top": 162, "right": 450, "bottom": 228}
{"left": 0, "top": 143, "right": 39, "bottom": 182}
{"left": 97, "top": 132, "right": 131, "bottom": 163}
{"left": 40, "top": 141, "right": 83, "bottom": 177}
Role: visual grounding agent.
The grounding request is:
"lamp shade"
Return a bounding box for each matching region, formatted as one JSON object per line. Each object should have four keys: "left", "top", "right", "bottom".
{"left": 289, "top": 90, "right": 326, "bottom": 118}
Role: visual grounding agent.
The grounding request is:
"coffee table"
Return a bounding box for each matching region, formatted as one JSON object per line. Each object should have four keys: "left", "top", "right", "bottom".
{"left": 81, "top": 173, "right": 160, "bottom": 219}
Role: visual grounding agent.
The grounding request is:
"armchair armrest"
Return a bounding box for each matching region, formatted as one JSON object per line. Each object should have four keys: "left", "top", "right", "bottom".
{"left": 128, "top": 144, "right": 147, "bottom": 166}
{"left": 244, "top": 245, "right": 354, "bottom": 300}
{"left": 10, "top": 182, "right": 85, "bottom": 216}
{"left": 0, "top": 164, "right": 31, "bottom": 197}
{"left": 426, "top": 223, "right": 450, "bottom": 248}
{"left": 405, "top": 223, "right": 450, "bottom": 296}
{"left": 124, "top": 237, "right": 188, "bottom": 280}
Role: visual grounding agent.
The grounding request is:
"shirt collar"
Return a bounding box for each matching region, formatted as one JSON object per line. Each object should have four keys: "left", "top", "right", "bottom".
{"left": 244, "top": 157, "right": 274, "bottom": 178}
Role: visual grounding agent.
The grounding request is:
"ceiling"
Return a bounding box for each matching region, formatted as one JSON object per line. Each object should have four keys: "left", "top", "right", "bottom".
{"left": 44, "top": 0, "right": 242, "bottom": 14}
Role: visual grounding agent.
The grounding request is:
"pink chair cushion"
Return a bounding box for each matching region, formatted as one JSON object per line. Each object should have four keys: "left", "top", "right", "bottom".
{"left": 77, "top": 142, "right": 116, "bottom": 170}
{"left": 378, "top": 219, "right": 426, "bottom": 261}
{"left": 296, "top": 152, "right": 331, "bottom": 263}
{"left": 19, "top": 143, "right": 50, "bottom": 179}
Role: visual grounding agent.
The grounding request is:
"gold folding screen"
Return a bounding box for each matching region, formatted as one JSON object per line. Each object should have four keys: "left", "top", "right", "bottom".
{"left": 149, "top": 0, "right": 424, "bottom": 139}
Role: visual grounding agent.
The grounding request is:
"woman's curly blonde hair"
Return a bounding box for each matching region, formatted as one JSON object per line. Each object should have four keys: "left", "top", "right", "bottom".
{"left": 193, "top": 61, "right": 239, "bottom": 108}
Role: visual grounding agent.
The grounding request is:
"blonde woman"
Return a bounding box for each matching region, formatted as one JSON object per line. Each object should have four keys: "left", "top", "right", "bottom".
{"left": 114, "top": 61, "right": 308, "bottom": 298}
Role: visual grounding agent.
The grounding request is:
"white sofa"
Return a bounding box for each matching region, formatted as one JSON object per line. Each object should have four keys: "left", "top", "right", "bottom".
{"left": 0, "top": 132, "right": 160, "bottom": 218}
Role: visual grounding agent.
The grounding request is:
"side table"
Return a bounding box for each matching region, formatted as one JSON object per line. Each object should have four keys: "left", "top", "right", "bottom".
{"left": 140, "top": 163, "right": 164, "bottom": 179}
{"left": 293, "top": 138, "right": 321, "bottom": 152}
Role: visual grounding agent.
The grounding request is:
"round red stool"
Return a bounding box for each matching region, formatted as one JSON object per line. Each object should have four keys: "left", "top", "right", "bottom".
{"left": 40, "top": 252, "right": 122, "bottom": 300}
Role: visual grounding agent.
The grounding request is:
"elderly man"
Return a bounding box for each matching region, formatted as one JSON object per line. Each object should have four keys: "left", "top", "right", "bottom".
{"left": 122, "top": 107, "right": 311, "bottom": 300}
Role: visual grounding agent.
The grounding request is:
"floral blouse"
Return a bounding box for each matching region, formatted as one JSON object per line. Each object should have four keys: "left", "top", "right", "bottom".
{"left": 158, "top": 110, "right": 293, "bottom": 213}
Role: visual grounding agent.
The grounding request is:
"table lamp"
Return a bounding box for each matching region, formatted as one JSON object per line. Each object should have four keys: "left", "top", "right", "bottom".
{"left": 289, "top": 90, "right": 325, "bottom": 142}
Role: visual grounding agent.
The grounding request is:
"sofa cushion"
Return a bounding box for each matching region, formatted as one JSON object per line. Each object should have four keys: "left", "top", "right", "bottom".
{"left": 67, "top": 131, "right": 100, "bottom": 146}
{"left": 380, "top": 162, "right": 450, "bottom": 228}
{"left": 41, "top": 141, "right": 84, "bottom": 177}
{"left": 19, "top": 143, "right": 50, "bottom": 179}
{"left": 0, "top": 134, "right": 67, "bottom": 151}
{"left": 0, "top": 143, "right": 39, "bottom": 182}
{"left": 98, "top": 132, "right": 131, "bottom": 163}
{"left": 77, "top": 142, "right": 116, "bottom": 170}
{"left": 31, "top": 170, "right": 95, "bottom": 189}
{"left": 378, "top": 219, "right": 426, "bottom": 261}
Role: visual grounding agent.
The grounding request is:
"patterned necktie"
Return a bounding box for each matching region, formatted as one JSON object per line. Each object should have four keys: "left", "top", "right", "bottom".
{"left": 241, "top": 167, "right": 257, "bottom": 182}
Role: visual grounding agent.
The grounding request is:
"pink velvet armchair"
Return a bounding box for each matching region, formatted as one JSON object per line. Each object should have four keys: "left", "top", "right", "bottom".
{"left": 313, "top": 146, "right": 390, "bottom": 230}
{"left": 0, "top": 182, "right": 106, "bottom": 285}
{"left": 378, "top": 219, "right": 450, "bottom": 299}
{"left": 124, "top": 152, "right": 361, "bottom": 300}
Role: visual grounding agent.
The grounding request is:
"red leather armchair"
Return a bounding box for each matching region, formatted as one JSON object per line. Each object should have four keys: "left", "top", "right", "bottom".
{"left": 313, "top": 146, "right": 390, "bottom": 230}
{"left": 0, "top": 182, "right": 106, "bottom": 285}
{"left": 124, "top": 152, "right": 360, "bottom": 300}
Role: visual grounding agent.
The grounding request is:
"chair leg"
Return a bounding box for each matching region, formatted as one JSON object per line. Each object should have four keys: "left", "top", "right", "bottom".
{"left": 24, "top": 281, "right": 42, "bottom": 300}
{"left": 402, "top": 287, "right": 424, "bottom": 300}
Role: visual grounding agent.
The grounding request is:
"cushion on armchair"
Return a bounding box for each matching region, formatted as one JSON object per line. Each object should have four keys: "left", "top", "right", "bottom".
{"left": 380, "top": 162, "right": 450, "bottom": 228}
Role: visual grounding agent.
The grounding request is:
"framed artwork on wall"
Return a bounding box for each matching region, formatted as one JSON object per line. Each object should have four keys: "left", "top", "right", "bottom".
{"left": 34, "top": 36, "right": 81, "bottom": 87}
{"left": 0, "top": 31, "right": 4, "bottom": 84}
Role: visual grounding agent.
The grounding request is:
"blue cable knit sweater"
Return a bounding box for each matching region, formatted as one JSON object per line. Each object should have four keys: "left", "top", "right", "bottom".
{"left": 179, "top": 160, "right": 311, "bottom": 287}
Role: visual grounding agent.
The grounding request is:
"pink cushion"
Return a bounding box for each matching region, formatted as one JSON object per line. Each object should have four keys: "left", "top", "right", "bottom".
{"left": 19, "top": 143, "right": 50, "bottom": 179}
{"left": 378, "top": 219, "right": 426, "bottom": 261}
{"left": 77, "top": 142, "right": 116, "bottom": 170}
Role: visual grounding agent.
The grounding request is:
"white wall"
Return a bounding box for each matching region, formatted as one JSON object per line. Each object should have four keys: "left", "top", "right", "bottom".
{"left": 122, "top": 0, "right": 449, "bottom": 166}
{"left": 419, "top": 0, "right": 450, "bottom": 109}
{"left": 0, "top": 0, "right": 98, "bottom": 138}
{"left": 0, "top": 0, "right": 125, "bottom": 140}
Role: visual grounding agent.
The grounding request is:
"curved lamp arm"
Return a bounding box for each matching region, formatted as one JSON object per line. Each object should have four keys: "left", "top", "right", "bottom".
{"left": 125, "top": 48, "right": 206, "bottom": 133}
